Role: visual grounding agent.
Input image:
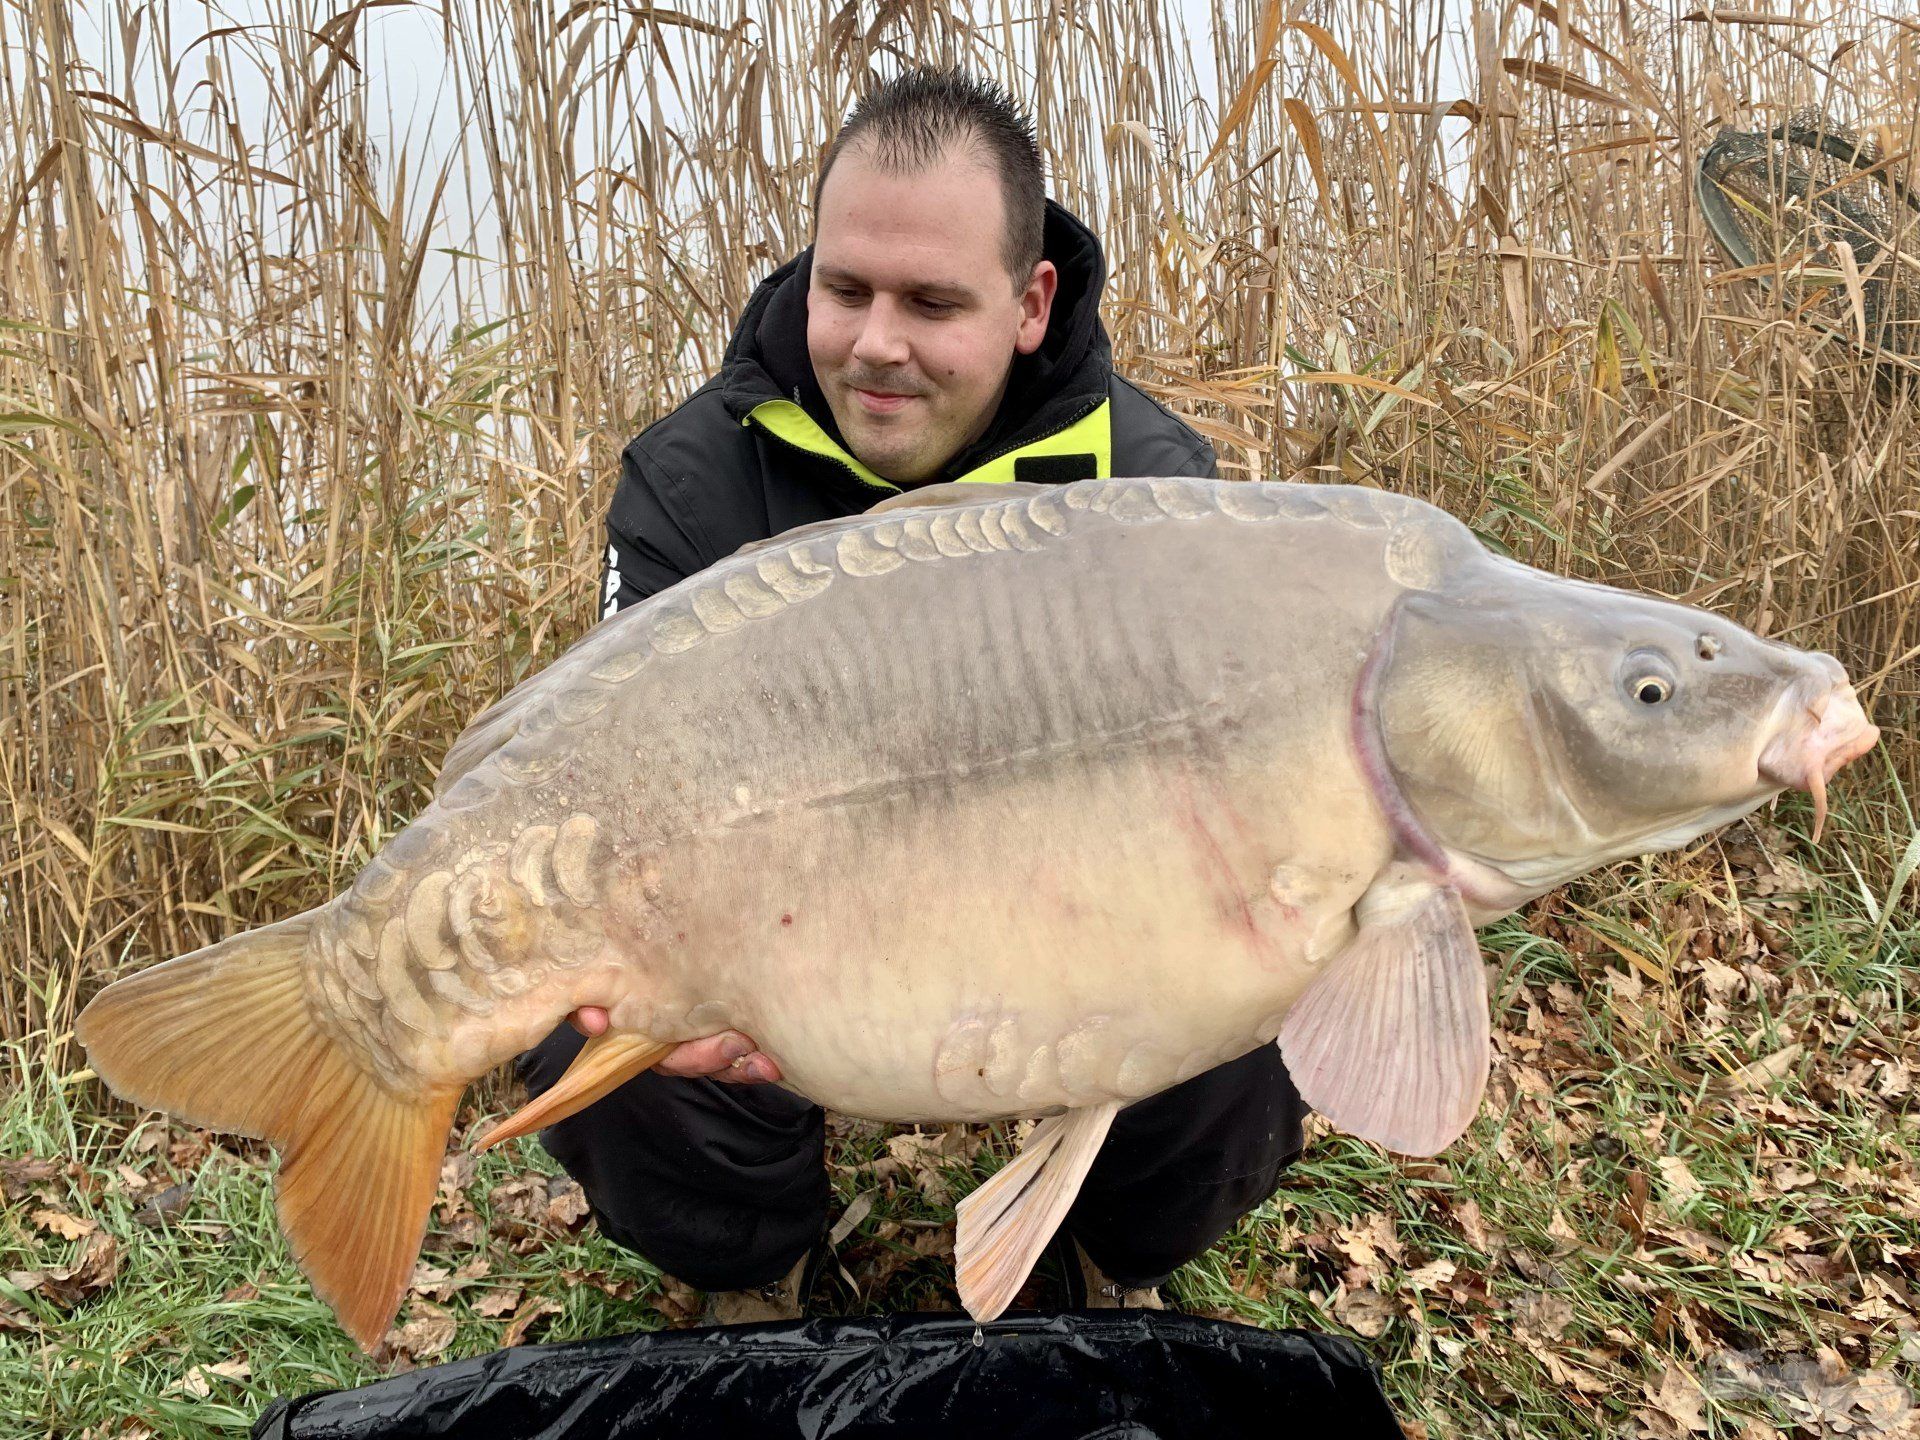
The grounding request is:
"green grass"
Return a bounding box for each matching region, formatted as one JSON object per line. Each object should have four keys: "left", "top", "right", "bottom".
{"left": 3, "top": 794, "right": 1916, "bottom": 1439}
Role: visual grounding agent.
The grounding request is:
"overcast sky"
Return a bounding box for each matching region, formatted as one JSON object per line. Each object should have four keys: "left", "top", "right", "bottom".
{"left": 53, "top": 2, "right": 1479, "bottom": 336}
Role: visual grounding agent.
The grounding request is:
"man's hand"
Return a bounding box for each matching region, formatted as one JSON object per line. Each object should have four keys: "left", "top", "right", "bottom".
{"left": 566, "top": 1007, "right": 782, "bottom": 1084}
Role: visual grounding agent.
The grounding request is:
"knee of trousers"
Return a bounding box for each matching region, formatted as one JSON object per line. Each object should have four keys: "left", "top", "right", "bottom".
{"left": 592, "top": 1193, "right": 824, "bottom": 1293}
{"left": 533, "top": 1106, "right": 831, "bottom": 1291}
{"left": 1071, "top": 1144, "right": 1305, "bottom": 1291}
{"left": 516, "top": 1025, "right": 830, "bottom": 1291}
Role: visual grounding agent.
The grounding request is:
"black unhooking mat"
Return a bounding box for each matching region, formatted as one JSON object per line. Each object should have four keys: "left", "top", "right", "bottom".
{"left": 250, "top": 1312, "right": 1405, "bottom": 1439}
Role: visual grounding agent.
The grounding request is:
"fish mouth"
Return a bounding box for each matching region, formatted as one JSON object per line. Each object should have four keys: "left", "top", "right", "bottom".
{"left": 1757, "top": 681, "right": 1879, "bottom": 842}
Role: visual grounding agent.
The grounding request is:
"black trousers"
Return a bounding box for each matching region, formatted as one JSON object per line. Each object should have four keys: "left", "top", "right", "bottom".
{"left": 517, "top": 1028, "right": 1309, "bottom": 1293}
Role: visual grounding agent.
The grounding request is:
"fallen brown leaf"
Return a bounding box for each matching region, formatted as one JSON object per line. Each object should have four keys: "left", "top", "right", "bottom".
{"left": 169, "top": 1356, "right": 248, "bottom": 1399}
{"left": 1337, "top": 1213, "right": 1406, "bottom": 1273}
{"left": 1656, "top": 1155, "right": 1702, "bottom": 1209}
{"left": 1536, "top": 1346, "right": 1616, "bottom": 1396}
{"left": 131, "top": 1183, "right": 192, "bottom": 1229}
{"left": 1403, "top": 1259, "right": 1456, "bottom": 1293}
{"left": 171, "top": 1369, "right": 212, "bottom": 1401}
{"left": 0, "top": 1155, "right": 61, "bottom": 1201}
{"left": 560, "top": 1267, "right": 637, "bottom": 1300}
{"left": 886, "top": 1131, "right": 960, "bottom": 1207}
{"left": 387, "top": 1301, "right": 457, "bottom": 1361}
{"left": 828, "top": 1192, "right": 875, "bottom": 1247}
{"left": 487, "top": 1177, "right": 546, "bottom": 1240}
{"left": 1332, "top": 1282, "right": 1394, "bottom": 1338}
{"left": 545, "top": 1179, "right": 591, "bottom": 1231}
{"left": 1511, "top": 1289, "right": 1575, "bottom": 1341}
{"left": 30, "top": 1207, "right": 97, "bottom": 1241}
{"left": 1545, "top": 1208, "right": 1580, "bottom": 1251}
{"left": 409, "top": 1262, "right": 454, "bottom": 1301}
{"left": 472, "top": 1287, "right": 522, "bottom": 1318}
{"left": 502, "top": 1295, "right": 563, "bottom": 1346}
{"left": 168, "top": 1130, "right": 211, "bottom": 1170}
{"left": 8, "top": 1231, "right": 120, "bottom": 1309}
{"left": 1450, "top": 1195, "right": 1494, "bottom": 1252}
{"left": 437, "top": 1152, "right": 477, "bottom": 1210}
{"left": 1641, "top": 1361, "right": 1710, "bottom": 1435}
{"left": 650, "top": 1277, "right": 701, "bottom": 1326}
{"left": 429, "top": 1209, "right": 485, "bottom": 1251}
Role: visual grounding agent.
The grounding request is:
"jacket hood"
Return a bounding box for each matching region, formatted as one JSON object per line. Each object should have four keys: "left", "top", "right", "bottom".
{"left": 716, "top": 199, "right": 1114, "bottom": 480}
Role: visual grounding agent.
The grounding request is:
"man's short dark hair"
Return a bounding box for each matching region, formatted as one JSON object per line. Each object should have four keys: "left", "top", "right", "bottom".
{"left": 813, "top": 66, "right": 1046, "bottom": 285}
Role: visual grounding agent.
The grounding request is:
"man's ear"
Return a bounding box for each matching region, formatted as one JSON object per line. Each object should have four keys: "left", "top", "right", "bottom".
{"left": 1014, "top": 260, "right": 1057, "bottom": 355}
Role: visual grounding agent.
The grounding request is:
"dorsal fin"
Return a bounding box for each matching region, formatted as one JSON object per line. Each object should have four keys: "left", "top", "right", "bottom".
{"left": 730, "top": 482, "right": 1052, "bottom": 559}
{"left": 869, "top": 480, "right": 1051, "bottom": 513}
{"left": 431, "top": 610, "right": 640, "bottom": 800}
{"left": 433, "top": 686, "right": 537, "bottom": 800}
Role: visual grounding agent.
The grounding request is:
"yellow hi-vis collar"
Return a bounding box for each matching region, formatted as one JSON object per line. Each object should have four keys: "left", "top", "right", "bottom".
{"left": 743, "top": 398, "right": 1112, "bottom": 492}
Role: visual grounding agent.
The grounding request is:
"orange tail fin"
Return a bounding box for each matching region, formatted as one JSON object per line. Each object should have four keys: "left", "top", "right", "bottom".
{"left": 75, "top": 912, "right": 459, "bottom": 1350}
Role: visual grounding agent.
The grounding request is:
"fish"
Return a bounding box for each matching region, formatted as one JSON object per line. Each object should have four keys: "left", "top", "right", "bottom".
{"left": 76, "top": 476, "right": 1879, "bottom": 1350}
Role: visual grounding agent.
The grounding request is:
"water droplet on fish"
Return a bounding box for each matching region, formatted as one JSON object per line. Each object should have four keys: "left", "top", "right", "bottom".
{"left": 971, "top": 1325, "right": 984, "bottom": 1348}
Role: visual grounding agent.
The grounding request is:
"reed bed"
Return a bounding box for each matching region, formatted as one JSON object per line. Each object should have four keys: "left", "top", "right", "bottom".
{"left": 1, "top": 0, "right": 1915, "bottom": 1076}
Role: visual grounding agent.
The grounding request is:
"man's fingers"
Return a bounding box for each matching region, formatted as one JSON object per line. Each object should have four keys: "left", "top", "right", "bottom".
{"left": 568, "top": 1005, "right": 610, "bottom": 1038}
{"left": 654, "top": 1032, "right": 781, "bottom": 1084}
{"left": 653, "top": 1032, "right": 752, "bottom": 1077}
{"left": 558, "top": 1021, "right": 779, "bottom": 1083}
{"left": 713, "top": 1054, "right": 782, "bottom": 1085}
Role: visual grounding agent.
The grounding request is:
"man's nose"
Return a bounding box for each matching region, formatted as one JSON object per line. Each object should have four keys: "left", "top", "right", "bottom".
{"left": 850, "top": 297, "right": 910, "bottom": 368}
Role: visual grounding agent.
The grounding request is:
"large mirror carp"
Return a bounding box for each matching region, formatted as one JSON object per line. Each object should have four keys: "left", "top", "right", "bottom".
{"left": 78, "top": 477, "right": 1879, "bottom": 1348}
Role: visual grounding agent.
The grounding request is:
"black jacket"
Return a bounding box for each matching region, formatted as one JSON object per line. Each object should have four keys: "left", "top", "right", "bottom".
{"left": 599, "top": 200, "right": 1217, "bottom": 615}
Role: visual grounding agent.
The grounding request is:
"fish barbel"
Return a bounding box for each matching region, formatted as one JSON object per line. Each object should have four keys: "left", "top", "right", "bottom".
{"left": 77, "top": 477, "right": 1878, "bottom": 1347}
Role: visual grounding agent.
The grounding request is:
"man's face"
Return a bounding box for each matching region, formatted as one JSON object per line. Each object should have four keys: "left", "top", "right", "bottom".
{"left": 808, "top": 145, "right": 1056, "bottom": 486}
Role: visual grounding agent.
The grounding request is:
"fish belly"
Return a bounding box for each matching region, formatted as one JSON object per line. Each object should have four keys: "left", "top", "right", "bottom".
{"left": 638, "top": 747, "right": 1374, "bottom": 1121}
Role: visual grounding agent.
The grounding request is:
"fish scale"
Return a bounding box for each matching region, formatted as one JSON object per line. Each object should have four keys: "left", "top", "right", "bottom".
{"left": 76, "top": 475, "right": 1880, "bottom": 1347}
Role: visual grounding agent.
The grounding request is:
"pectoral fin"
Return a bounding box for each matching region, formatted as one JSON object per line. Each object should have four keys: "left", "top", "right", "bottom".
{"left": 474, "top": 1032, "right": 678, "bottom": 1153}
{"left": 1277, "top": 882, "right": 1488, "bottom": 1157}
{"left": 955, "top": 1102, "right": 1121, "bottom": 1322}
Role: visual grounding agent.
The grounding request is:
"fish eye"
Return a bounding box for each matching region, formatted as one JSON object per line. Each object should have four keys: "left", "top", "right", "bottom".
{"left": 1619, "top": 649, "right": 1678, "bottom": 707}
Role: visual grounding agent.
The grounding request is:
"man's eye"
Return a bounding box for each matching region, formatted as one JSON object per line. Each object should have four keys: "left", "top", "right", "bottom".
{"left": 828, "top": 286, "right": 862, "bottom": 301}
{"left": 918, "top": 299, "right": 955, "bottom": 315}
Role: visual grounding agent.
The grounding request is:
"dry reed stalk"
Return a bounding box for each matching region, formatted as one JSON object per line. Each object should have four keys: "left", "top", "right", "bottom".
{"left": 1, "top": 0, "right": 1914, "bottom": 1060}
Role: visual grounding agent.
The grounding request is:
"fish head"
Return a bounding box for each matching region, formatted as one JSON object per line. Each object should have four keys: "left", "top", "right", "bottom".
{"left": 1371, "top": 563, "right": 1879, "bottom": 901}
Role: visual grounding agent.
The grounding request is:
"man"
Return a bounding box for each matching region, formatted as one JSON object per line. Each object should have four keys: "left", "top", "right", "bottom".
{"left": 520, "top": 66, "right": 1308, "bottom": 1323}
